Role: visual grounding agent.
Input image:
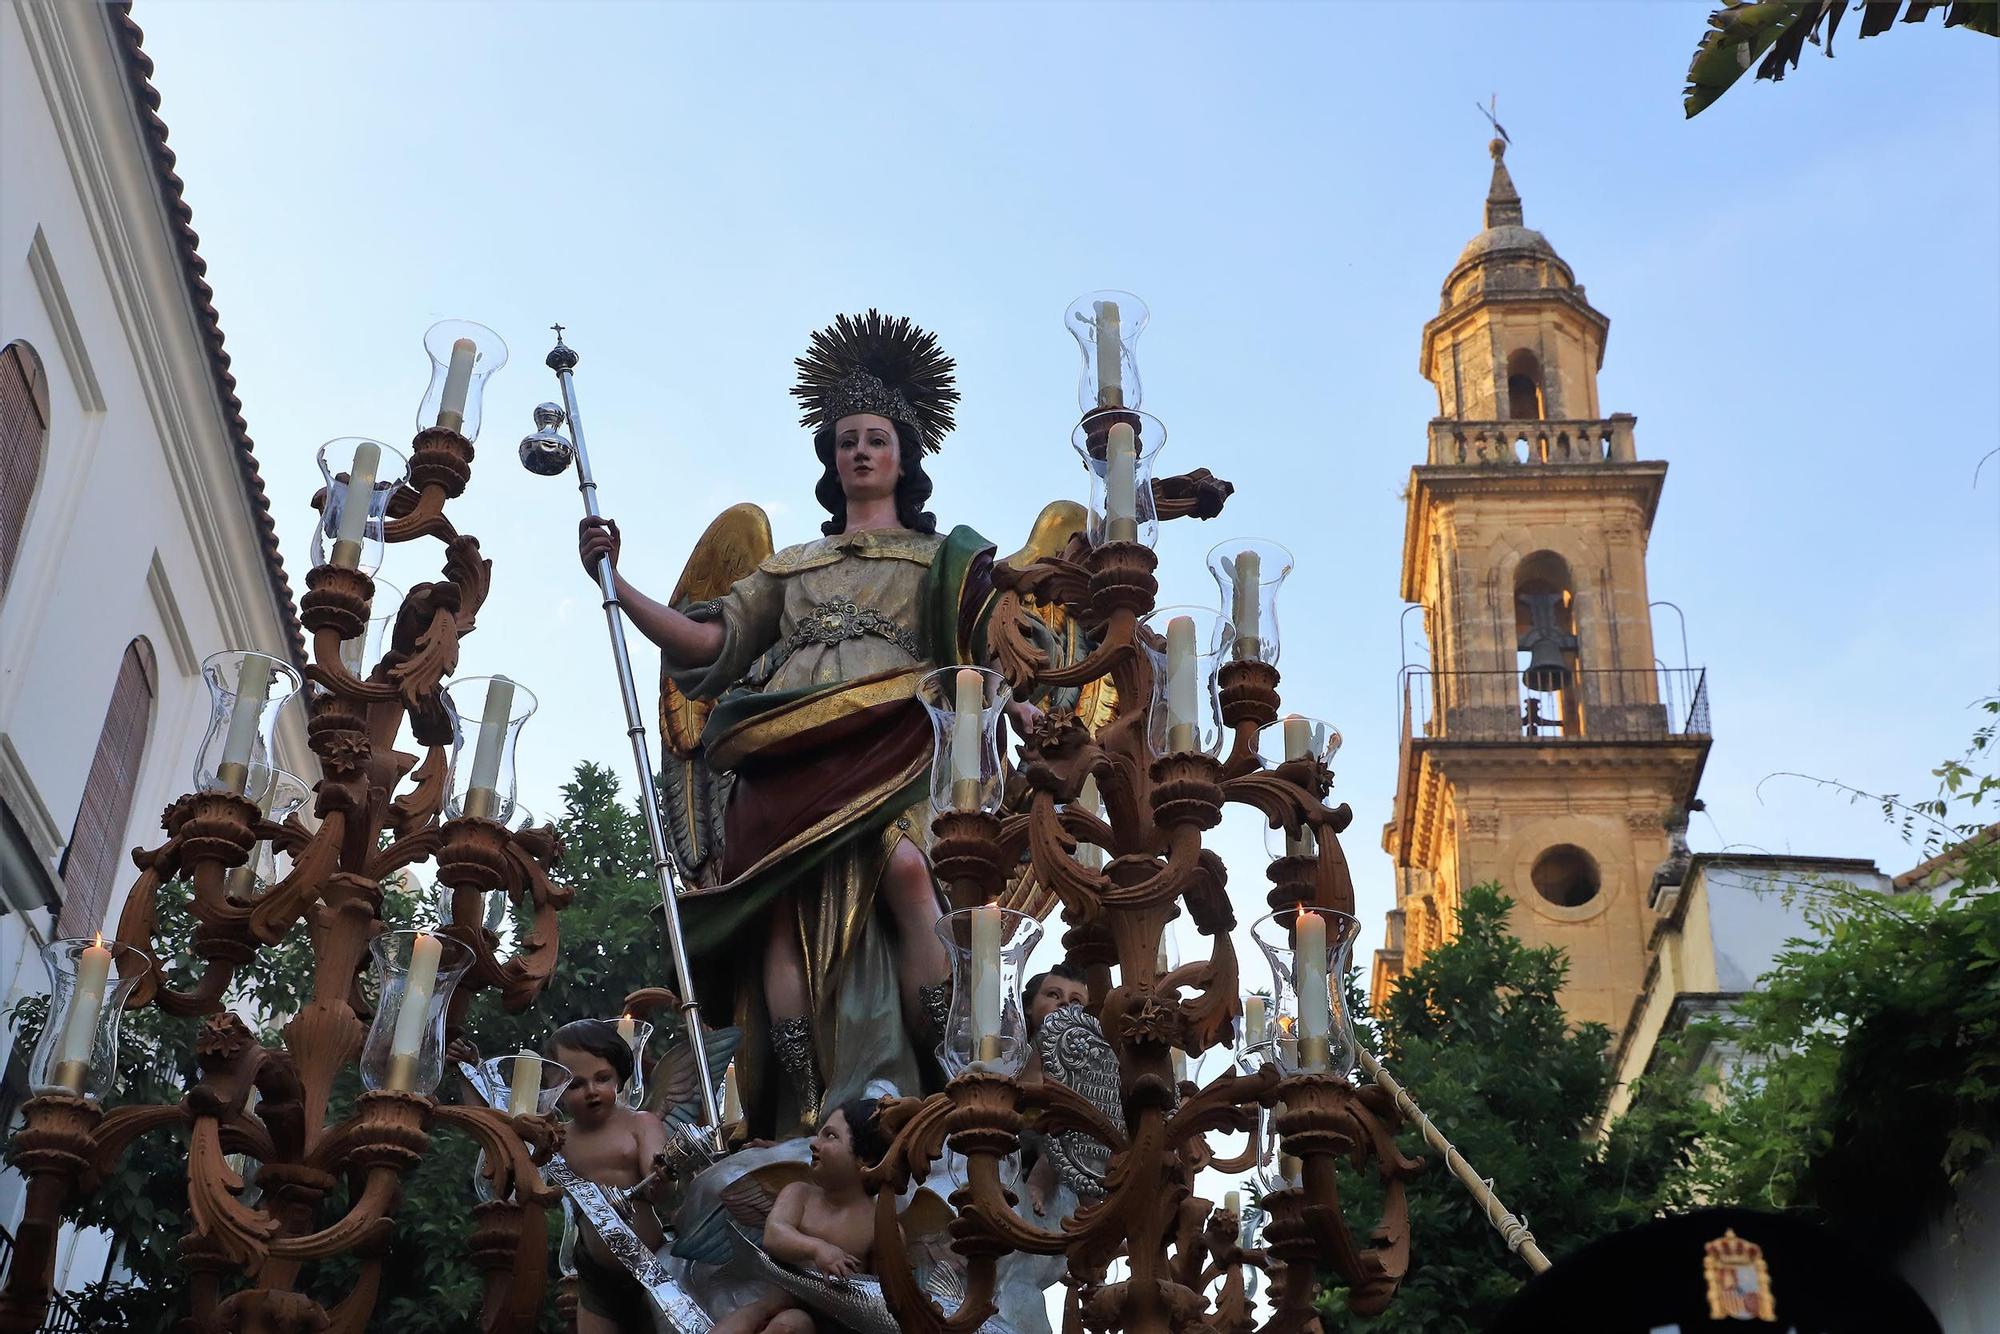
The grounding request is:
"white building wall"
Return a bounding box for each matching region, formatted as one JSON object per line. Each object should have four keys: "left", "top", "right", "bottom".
{"left": 0, "top": 0, "right": 307, "bottom": 1296}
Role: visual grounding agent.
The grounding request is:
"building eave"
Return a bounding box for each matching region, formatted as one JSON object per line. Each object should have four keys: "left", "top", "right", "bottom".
{"left": 102, "top": 3, "right": 302, "bottom": 664}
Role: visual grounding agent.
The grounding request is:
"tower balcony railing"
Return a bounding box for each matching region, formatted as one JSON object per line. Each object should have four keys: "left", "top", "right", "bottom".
{"left": 1402, "top": 665, "right": 1711, "bottom": 744}
{"left": 1427, "top": 414, "right": 1637, "bottom": 467}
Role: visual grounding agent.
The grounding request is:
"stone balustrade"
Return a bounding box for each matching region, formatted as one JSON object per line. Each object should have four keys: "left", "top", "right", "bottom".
{"left": 1427, "top": 413, "right": 1638, "bottom": 467}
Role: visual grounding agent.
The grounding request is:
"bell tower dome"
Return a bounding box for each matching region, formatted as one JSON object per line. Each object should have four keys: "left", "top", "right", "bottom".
{"left": 1373, "top": 142, "right": 1713, "bottom": 1037}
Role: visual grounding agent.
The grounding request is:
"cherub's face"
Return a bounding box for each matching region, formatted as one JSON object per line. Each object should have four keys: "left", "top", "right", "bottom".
{"left": 809, "top": 1108, "right": 862, "bottom": 1187}
{"left": 833, "top": 413, "right": 901, "bottom": 508}
{"left": 554, "top": 1043, "right": 621, "bottom": 1128}
{"left": 1028, "top": 973, "right": 1089, "bottom": 1033}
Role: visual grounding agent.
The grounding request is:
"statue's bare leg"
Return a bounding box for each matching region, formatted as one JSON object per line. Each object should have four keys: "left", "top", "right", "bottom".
{"left": 764, "top": 890, "right": 809, "bottom": 1022}
{"left": 881, "top": 838, "right": 950, "bottom": 1026}
{"left": 763, "top": 1309, "right": 816, "bottom": 1334}
{"left": 764, "top": 891, "right": 822, "bottom": 1123}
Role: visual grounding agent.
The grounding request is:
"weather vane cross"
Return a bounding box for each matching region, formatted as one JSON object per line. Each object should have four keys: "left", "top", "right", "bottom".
{"left": 550, "top": 321, "right": 567, "bottom": 344}
{"left": 1476, "top": 94, "right": 1510, "bottom": 146}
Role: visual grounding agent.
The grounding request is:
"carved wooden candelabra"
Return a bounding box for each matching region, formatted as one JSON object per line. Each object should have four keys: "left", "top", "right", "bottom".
{"left": 0, "top": 327, "right": 576, "bottom": 1334}
{"left": 864, "top": 463, "right": 1421, "bottom": 1334}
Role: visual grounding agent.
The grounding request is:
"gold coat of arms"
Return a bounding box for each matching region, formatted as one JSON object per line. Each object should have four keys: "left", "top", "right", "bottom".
{"left": 1704, "top": 1228, "right": 1777, "bottom": 1321}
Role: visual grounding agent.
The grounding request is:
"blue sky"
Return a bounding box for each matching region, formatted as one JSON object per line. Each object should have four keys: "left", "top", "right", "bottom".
{"left": 134, "top": 2, "right": 1999, "bottom": 970}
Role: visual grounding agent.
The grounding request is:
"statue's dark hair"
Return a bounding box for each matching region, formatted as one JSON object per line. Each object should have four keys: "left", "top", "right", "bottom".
{"left": 833, "top": 1097, "right": 892, "bottom": 1184}
{"left": 1024, "top": 961, "right": 1090, "bottom": 1005}
{"left": 548, "top": 1018, "right": 633, "bottom": 1087}
{"left": 814, "top": 419, "right": 938, "bottom": 536}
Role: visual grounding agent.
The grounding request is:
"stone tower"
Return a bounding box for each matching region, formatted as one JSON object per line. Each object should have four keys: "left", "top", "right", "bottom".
{"left": 1371, "top": 140, "right": 1712, "bottom": 1034}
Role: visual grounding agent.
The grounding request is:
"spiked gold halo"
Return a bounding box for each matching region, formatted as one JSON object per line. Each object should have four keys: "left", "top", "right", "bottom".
{"left": 793, "top": 310, "right": 958, "bottom": 454}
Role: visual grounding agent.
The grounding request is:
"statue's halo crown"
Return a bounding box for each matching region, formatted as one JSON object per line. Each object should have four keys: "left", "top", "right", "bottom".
{"left": 792, "top": 310, "right": 958, "bottom": 454}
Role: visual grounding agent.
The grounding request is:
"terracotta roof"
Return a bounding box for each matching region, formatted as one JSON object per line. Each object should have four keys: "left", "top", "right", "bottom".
{"left": 1894, "top": 820, "right": 2000, "bottom": 892}
{"left": 107, "top": 3, "right": 304, "bottom": 663}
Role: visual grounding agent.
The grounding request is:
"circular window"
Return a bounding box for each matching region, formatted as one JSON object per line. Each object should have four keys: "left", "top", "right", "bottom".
{"left": 1531, "top": 844, "right": 1600, "bottom": 907}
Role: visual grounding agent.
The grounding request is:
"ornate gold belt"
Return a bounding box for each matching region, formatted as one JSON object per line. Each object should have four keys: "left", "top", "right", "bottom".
{"left": 785, "top": 598, "right": 922, "bottom": 661}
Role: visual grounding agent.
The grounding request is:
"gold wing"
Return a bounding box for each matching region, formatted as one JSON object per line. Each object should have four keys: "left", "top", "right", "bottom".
{"left": 659, "top": 505, "right": 773, "bottom": 884}
{"left": 660, "top": 503, "right": 775, "bottom": 758}
{"left": 1001, "top": 500, "right": 1116, "bottom": 736}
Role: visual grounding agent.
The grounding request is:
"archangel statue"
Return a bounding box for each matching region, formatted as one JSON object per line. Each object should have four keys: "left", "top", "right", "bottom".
{"left": 580, "top": 313, "right": 1074, "bottom": 1138}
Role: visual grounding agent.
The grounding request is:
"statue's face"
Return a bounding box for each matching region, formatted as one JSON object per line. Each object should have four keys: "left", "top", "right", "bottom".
{"left": 809, "top": 1107, "right": 863, "bottom": 1187}
{"left": 1028, "top": 972, "right": 1090, "bottom": 1032}
{"left": 833, "top": 413, "right": 902, "bottom": 506}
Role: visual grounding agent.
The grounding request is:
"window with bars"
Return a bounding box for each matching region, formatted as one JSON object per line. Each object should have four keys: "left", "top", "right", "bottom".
{"left": 57, "top": 639, "right": 157, "bottom": 937}
{"left": 1, "top": 340, "right": 51, "bottom": 603}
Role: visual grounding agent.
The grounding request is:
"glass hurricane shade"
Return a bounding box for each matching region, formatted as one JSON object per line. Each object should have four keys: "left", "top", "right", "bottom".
{"left": 29, "top": 937, "right": 147, "bottom": 1101}
{"left": 1208, "top": 539, "right": 1294, "bottom": 667}
{"left": 934, "top": 906, "right": 1043, "bottom": 1079}
{"left": 1071, "top": 409, "right": 1166, "bottom": 549}
{"left": 311, "top": 439, "right": 409, "bottom": 576}
{"left": 594, "top": 1015, "right": 655, "bottom": 1109}
{"left": 470, "top": 1053, "right": 572, "bottom": 1203}
{"left": 193, "top": 650, "right": 302, "bottom": 804}
{"left": 443, "top": 676, "right": 537, "bottom": 823}
{"left": 1064, "top": 290, "right": 1149, "bottom": 413}
{"left": 1142, "top": 606, "right": 1224, "bottom": 757}
{"left": 416, "top": 319, "right": 508, "bottom": 442}
{"left": 225, "top": 767, "right": 312, "bottom": 903}
{"left": 360, "top": 930, "right": 474, "bottom": 1095}
{"left": 918, "top": 667, "right": 1011, "bottom": 816}
{"left": 1249, "top": 909, "right": 1361, "bottom": 1078}
{"left": 1257, "top": 716, "right": 1342, "bottom": 858}
{"left": 337, "top": 577, "right": 404, "bottom": 680}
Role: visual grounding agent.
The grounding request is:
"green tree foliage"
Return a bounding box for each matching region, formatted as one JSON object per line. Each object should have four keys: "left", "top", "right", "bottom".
{"left": 11, "top": 761, "right": 667, "bottom": 1331}
{"left": 1683, "top": 1, "right": 1997, "bottom": 118}
{"left": 1317, "top": 883, "right": 1701, "bottom": 1333}
{"left": 1676, "top": 700, "right": 2000, "bottom": 1251}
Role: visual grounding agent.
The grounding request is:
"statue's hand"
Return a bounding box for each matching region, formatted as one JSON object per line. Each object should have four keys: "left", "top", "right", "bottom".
{"left": 811, "top": 1243, "right": 862, "bottom": 1279}
{"left": 579, "top": 515, "right": 621, "bottom": 577}
{"left": 1006, "top": 699, "right": 1043, "bottom": 739}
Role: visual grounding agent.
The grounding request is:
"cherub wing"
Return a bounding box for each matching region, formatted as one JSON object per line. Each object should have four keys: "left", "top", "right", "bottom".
{"left": 660, "top": 504, "right": 773, "bottom": 883}
{"left": 641, "top": 1012, "right": 745, "bottom": 1126}
{"left": 1034, "top": 1004, "right": 1124, "bottom": 1198}
{"left": 672, "top": 1140, "right": 811, "bottom": 1265}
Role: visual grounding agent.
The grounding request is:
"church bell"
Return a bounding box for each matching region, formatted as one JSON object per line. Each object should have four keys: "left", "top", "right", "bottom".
{"left": 1521, "top": 639, "right": 1570, "bottom": 693}
{"left": 1516, "top": 591, "right": 1576, "bottom": 693}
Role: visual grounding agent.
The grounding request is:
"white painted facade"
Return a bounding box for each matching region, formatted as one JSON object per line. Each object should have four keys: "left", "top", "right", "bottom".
{"left": 1, "top": 0, "right": 308, "bottom": 1296}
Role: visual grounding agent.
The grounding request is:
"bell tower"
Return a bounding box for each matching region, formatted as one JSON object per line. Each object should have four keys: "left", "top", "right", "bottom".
{"left": 1372, "top": 140, "right": 1712, "bottom": 1034}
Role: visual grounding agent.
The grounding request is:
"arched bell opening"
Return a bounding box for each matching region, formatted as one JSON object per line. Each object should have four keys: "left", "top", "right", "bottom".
{"left": 1505, "top": 348, "right": 1545, "bottom": 422}
{"left": 1514, "top": 551, "right": 1578, "bottom": 735}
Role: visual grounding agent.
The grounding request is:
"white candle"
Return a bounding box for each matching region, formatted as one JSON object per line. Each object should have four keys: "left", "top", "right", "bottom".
{"left": 1104, "top": 421, "right": 1137, "bottom": 543}
{"left": 386, "top": 932, "right": 443, "bottom": 1092}
{"left": 950, "top": 667, "right": 985, "bottom": 811}
{"left": 217, "top": 654, "right": 273, "bottom": 795}
{"left": 53, "top": 934, "right": 112, "bottom": 1092}
{"left": 1244, "top": 994, "right": 1268, "bottom": 1048}
{"left": 720, "top": 1062, "right": 743, "bottom": 1125}
{"left": 330, "top": 441, "right": 381, "bottom": 568}
{"left": 1231, "top": 549, "right": 1262, "bottom": 660}
{"left": 1294, "top": 910, "right": 1331, "bottom": 1072}
{"left": 1075, "top": 775, "right": 1104, "bottom": 872}
{"left": 1224, "top": 1190, "right": 1242, "bottom": 1216}
{"left": 1283, "top": 715, "right": 1315, "bottom": 857}
{"left": 1165, "top": 615, "right": 1198, "bottom": 753}
{"left": 1093, "top": 300, "right": 1122, "bottom": 408}
{"left": 463, "top": 676, "right": 516, "bottom": 820}
{"left": 616, "top": 1014, "right": 636, "bottom": 1044}
{"left": 507, "top": 1048, "right": 541, "bottom": 1116}
{"left": 970, "top": 905, "right": 1002, "bottom": 1061}
{"left": 437, "top": 337, "right": 477, "bottom": 434}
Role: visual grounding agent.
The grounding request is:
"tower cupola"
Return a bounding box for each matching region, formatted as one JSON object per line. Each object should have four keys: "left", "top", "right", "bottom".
{"left": 1421, "top": 139, "right": 1610, "bottom": 422}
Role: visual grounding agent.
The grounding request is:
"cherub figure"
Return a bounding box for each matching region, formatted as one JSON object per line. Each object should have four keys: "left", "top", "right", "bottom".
{"left": 710, "top": 1098, "right": 890, "bottom": 1334}
{"left": 551, "top": 1018, "right": 672, "bottom": 1334}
